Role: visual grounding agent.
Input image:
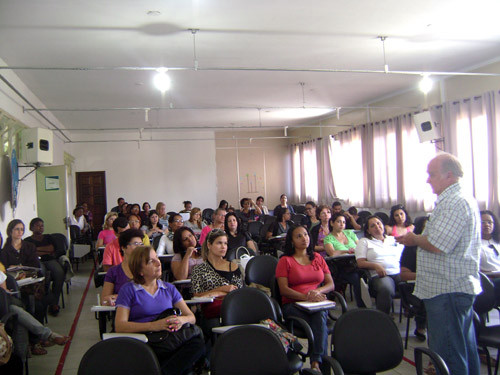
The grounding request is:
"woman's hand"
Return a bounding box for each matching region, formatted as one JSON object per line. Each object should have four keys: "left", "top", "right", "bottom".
{"left": 185, "top": 247, "right": 197, "bottom": 258}
{"left": 373, "top": 264, "right": 387, "bottom": 277}
{"left": 347, "top": 248, "right": 355, "bottom": 254}
{"left": 220, "top": 284, "right": 238, "bottom": 293}
{"left": 102, "top": 294, "right": 117, "bottom": 306}
{"left": 306, "top": 290, "right": 326, "bottom": 302}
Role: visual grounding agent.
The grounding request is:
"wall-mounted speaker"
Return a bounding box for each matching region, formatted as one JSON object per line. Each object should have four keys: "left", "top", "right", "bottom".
{"left": 19, "top": 127, "right": 53, "bottom": 165}
{"left": 413, "top": 111, "right": 440, "bottom": 143}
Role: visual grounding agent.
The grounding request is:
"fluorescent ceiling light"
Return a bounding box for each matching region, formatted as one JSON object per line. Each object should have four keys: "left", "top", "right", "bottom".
{"left": 419, "top": 74, "right": 433, "bottom": 94}
{"left": 153, "top": 68, "right": 171, "bottom": 92}
{"left": 272, "top": 108, "right": 333, "bottom": 119}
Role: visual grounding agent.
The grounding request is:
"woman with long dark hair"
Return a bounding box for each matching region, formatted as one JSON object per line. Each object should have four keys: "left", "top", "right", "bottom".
{"left": 171, "top": 227, "right": 203, "bottom": 281}
{"left": 276, "top": 225, "right": 334, "bottom": 372}
{"left": 385, "top": 204, "right": 414, "bottom": 237}
{"left": 224, "top": 212, "right": 256, "bottom": 251}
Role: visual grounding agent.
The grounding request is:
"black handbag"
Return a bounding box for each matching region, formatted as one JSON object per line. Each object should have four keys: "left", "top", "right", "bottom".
{"left": 144, "top": 308, "right": 203, "bottom": 357}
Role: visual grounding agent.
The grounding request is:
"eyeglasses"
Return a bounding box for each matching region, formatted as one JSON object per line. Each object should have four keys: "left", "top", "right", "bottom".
{"left": 128, "top": 242, "right": 143, "bottom": 246}
{"left": 173, "top": 219, "right": 184, "bottom": 223}
{"left": 208, "top": 228, "right": 226, "bottom": 239}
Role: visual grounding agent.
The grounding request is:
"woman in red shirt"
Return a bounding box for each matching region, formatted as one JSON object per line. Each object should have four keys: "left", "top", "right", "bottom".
{"left": 276, "top": 225, "right": 334, "bottom": 372}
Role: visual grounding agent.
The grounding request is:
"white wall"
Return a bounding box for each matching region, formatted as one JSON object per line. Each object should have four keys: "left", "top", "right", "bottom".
{"left": 68, "top": 133, "right": 218, "bottom": 214}
{"left": 0, "top": 59, "right": 67, "bottom": 236}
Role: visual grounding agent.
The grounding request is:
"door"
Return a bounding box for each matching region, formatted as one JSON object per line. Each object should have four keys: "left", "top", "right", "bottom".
{"left": 76, "top": 171, "right": 107, "bottom": 239}
{"left": 36, "top": 165, "right": 69, "bottom": 235}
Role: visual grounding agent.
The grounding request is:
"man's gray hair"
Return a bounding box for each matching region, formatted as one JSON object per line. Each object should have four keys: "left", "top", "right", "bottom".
{"left": 440, "top": 153, "right": 464, "bottom": 178}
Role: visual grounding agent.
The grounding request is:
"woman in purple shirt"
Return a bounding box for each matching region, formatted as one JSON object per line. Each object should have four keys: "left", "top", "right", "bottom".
{"left": 101, "top": 228, "right": 144, "bottom": 305}
{"left": 115, "top": 246, "right": 204, "bottom": 375}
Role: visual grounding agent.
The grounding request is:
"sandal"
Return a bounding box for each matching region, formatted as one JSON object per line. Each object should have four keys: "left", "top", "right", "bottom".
{"left": 49, "top": 333, "right": 70, "bottom": 346}
{"left": 30, "top": 343, "right": 48, "bottom": 355}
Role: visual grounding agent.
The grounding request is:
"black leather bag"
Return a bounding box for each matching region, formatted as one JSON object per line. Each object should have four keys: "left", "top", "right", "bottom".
{"left": 145, "top": 308, "right": 203, "bottom": 356}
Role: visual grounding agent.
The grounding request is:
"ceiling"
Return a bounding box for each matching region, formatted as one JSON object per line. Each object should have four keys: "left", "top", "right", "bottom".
{"left": 1, "top": 0, "right": 500, "bottom": 143}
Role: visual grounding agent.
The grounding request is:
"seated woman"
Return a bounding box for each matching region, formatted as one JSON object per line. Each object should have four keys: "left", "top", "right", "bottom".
{"left": 0, "top": 219, "right": 41, "bottom": 270}
{"left": 276, "top": 225, "right": 334, "bottom": 372}
{"left": 96, "top": 212, "right": 118, "bottom": 248}
{"left": 139, "top": 202, "right": 151, "bottom": 226}
{"left": 304, "top": 201, "right": 320, "bottom": 229}
{"left": 310, "top": 205, "right": 332, "bottom": 256}
{"left": 156, "top": 202, "right": 169, "bottom": 228}
{"left": 385, "top": 204, "right": 414, "bottom": 237}
{"left": 199, "top": 208, "right": 226, "bottom": 246}
{"left": 171, "top": 227, "right": 204, "bottom": 281}
{"left": 128, "top": 214, "right": 150, "bottom": 246}
{"left": 25, "top": 218, "right": 66, "bottom": 316}
{"left": 141, "top": 210, "right": 165, "bottom": 242}
{"left": 256, "top": 196, "right": 269, "bottom": 215}
{"left": 183, "top": 207, "right": 206, "bottom": 237}
{"left": 399, "top": 216, "right": 429, "bottom": 341}
{"left": 355, "top": 215, "right": 403, "bottom": 314}
{"left": 224, "top": 212, "right": 257, "bottom": 252}
{"left": 266, "top": 208, "right": 292, "bottom": 240}
{"left": 323, "top": 213, "right": 364, "bottom": 307}
{"left": 218, "top": 200, "right": 229, "bottom": 211}
{"left": 237, "top": 198, "right": 262, "bottom": 224}
{"left": 101, "top": 228, "right": 144, "bottom": 305}
{"left": 191, "top": 229, "right": 243, "bottom": 333}
{"left": 118, "top": 202, "right": 129, "bottom": 218}
{"left": 0, "top": 268, "right": 69, "bottom": 362}
{"left": 157, "top": 214, "right": 184, "bottom": 256}
{"left": 115, "top": 246, "right": 205, "bottom": 375}
{"left": 479, "top": 210, "right": 500, "bottom": 304}
{"left": 70, "top": 206, "right": 90, "bottom": 235}
{"left": 180, "top": 201, "right": 192, "bottom": 213}
{"left": 273, "top": 194, "right": 295, "bottom": 217}
{"left": 81, "top": 202, "right": 93, "bottom": 226}
{"left": 102, "top": 217, "right": 130, "bottom": 272}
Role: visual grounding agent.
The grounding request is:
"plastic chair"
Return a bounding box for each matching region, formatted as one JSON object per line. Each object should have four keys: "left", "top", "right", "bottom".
{"left": 221, "top": 287, "right": 313, "bottom": 365}
{"left": 323, "top": 309, "right": 403, "bottom": 374}
{"left": 291, "top": 213, "right": 306, "bottom": 225}
{"left": 473, "top": 272, "right": 500, "bottom": 375}
{"left": 202, "top": 208, "right": 214, "bottom": 225}
{"left": 215, "top": 315, "right": 302, "bottom": 374}
{"left": 247, "top": 221, "right": 264, "bottom": 243}
{"left": 245, "top": 255, "right": 278, "bottom": 287}
{"left": 225, "top": 246, "right": 256, "bottom": 262}
{"left": 77, "top": 337, "right": 161, "bottom": 375}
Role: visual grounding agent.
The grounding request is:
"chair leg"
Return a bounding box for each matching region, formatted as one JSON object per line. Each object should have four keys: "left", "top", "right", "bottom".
{"left": 405, "top": 315, "right": 410, "bottom": 349}
{"left": 60, "top": 289, "right": 65, "bottom": 308}
{"left": 495, "top": 348, "right": 499, "bottom": 375}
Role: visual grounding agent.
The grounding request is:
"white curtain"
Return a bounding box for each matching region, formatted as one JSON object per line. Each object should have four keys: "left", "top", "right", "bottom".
{"left": 442, "top": 91, "right": 500, "bottom": 213}
{"left": 331, "top": 128, "right": 364, "bottom": 207}
{"left": 290, "top": 139, "right": 319, "bottom": 203}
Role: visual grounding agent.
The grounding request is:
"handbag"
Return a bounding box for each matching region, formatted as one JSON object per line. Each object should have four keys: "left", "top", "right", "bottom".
{"left": 259, "top": 319, "right": 303, "bottom": 353}
{"left": 0, "top": 323, "right": 13, "bottom": 365}
{"left": 144, "top": 308, "right": 203, "bottom": 357}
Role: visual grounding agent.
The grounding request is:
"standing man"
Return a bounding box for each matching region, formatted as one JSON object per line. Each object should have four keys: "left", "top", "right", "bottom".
{"left": 397, "top": 153, "right": 481, "bottom": 375}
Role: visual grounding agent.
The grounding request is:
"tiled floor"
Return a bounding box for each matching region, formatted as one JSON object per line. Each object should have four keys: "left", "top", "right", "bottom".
{"left": 29, "top": 260, "right": 497, "bottom": 375}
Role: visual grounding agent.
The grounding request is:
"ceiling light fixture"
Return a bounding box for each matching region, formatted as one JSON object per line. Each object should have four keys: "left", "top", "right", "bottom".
{"left": 146, "top": 10, "right": 161, "bottom": 16}
{"left": 153, "top": 68, "right": 171, "bottom": 92}
{"left": 419, "top": 74, "right": 433, "bottom": 94}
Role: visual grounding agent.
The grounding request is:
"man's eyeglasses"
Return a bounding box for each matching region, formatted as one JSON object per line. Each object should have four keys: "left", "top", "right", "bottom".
{"left": 173, "top": 219, "right": 184, "bottom": 223}
{"left": 128, "top": 242, "right": 143, "bottom": 246}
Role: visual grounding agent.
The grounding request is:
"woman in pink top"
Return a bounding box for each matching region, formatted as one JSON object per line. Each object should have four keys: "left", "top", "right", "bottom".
{"left": 96, "top": 212, "right": 118, "bottom": 248}
{"left": 276, "top": 225, "right": 334, "bottom": 372}
{"left": 385, "top": 204, "right": 414, "bottom": 237}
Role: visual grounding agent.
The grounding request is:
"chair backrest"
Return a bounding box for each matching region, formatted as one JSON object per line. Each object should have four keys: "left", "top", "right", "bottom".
{"left": 0, "top": 288, "right": 10, "bottom": 317}
{"left": 332, "top": 309, "right": 403, "bottom": 374}
{"left": 152, "top": 235, "right": 162, "bottom": 250}
{"left": 473, "top": 272, "right": 495, "bottom": 316}
{"left": 69, "top": 225, "right": 81, "bottom": 241}
{"left": 211, "top": 325, "right": 290, "bottom": 375}
{"left": 221, "top": 287, "right": 278, "bottom": 326}
{"left": 245, "top": 255, "right": 278, "bottom": 287}
{"left": 77, "top": 337, "right": 161, "bottom": 375}
{"left": 263, "top": 215, "right": 277, "bottom": 225}
{"left": 291, "top": 213, "right": 306, "bottom": 225}
{"left": 51, "top": 233, "right": 69, "bottom": 257}
{"left": 247, "top": 221, "right": 264, "bottom": 237}
{"left": 295, "top": 205, "right": 306, "bottom": 214}
{"left": 202, "top": 208, "right": 214, "bottom": 224}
